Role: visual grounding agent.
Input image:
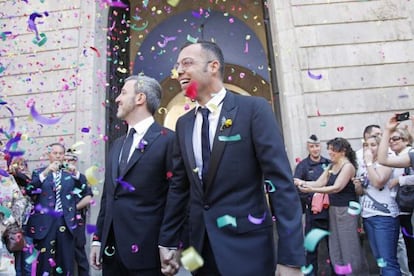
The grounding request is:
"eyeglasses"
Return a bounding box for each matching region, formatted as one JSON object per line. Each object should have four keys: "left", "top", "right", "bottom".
{"left": 173, "top": 57, "right": 213, "bottom": 71}
{"left": 389, "top": 136, "right": 403, "bottom": 142}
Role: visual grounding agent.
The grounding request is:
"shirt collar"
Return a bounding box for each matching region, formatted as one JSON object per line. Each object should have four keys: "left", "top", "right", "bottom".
{"left": 194, "top": 88, "right": 227, "bottom": 115}
{"left": 129, "top": 116, "right": 154, "bottom": 135}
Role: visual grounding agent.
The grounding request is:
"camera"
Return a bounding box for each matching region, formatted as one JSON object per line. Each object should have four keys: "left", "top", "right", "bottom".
{"left": 58, "top": 163, "right": 68, "bottom": 170}
{"left": 396, "top": 111, "right": 410, "bottom": 121}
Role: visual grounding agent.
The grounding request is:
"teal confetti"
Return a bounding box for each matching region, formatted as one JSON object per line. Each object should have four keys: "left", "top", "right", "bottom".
{"left": 216, "top": 215, "right": 237, "bottom": 228}
{"left": 304, "top": 228, "right": 330, "bottom": 252}
{"left": 218, "top": 134, "right": 241, "bottom": 142}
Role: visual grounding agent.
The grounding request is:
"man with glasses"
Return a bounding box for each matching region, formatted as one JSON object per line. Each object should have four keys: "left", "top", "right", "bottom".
{"left": 159, "top": 41, "right": 305, "bottom": 276}
{"left": 26, "top": 143, "right": 90, "bottom": 275}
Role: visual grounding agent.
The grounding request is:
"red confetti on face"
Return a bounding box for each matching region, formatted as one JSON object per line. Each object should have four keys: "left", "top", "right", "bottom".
{"left": 336, "top": 126, "right": 344, "bottom": 132}
{"left": 185, "top": 81, "right": 198, "bottom": 101}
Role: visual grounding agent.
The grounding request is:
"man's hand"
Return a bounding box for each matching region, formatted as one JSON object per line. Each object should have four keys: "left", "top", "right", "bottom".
{"left": 89, "top": 245, "right": 102, "bottom": 270}
{"left": 276, "top": 264, "right": 303, "bottom": 276}
{"left": 159, "top": 247, "right": 180, "bottom": 276}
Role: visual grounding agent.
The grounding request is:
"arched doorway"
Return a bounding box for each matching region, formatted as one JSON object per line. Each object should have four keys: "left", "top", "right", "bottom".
{"left": 106, "top": 1, "right": 277, "bottom": 145}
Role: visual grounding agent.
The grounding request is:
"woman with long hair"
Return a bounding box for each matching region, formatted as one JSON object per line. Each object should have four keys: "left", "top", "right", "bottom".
{"left": 295, "top": 137, "right": 368, "bottom": 276}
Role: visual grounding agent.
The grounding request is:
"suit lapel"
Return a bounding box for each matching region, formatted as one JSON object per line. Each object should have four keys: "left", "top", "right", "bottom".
{"left": 183, "top": 111, "right": 202, "bottom": 186}
{"left": 118, "top": 122, "right": 161, "bottom": 179}
{"left": 112, "top": 138, "right": 124, "bottom": 186}
{"left": 205, "top": 92, "right": 238, "bottom": 194}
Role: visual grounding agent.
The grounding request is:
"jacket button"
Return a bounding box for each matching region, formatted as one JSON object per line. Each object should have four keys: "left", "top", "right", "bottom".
{"left": 203, "top": 204, "right": 210, "bottom": 210}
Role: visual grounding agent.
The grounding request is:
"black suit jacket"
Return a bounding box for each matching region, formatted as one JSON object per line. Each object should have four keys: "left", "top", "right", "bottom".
{"left": 95, "top": 122, "right": 174, "bottom": 270}
{"left": 27, "top": 168, "right": 88, "bottom": 240}
{"left": 159, "top": 92, "right": 305, "bottom": 275}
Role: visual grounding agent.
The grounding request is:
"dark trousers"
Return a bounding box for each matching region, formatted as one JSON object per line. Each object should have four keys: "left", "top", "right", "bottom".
{"left": 74, "top": 219, "right": 90, "bottom": 276}
{"left": 194, "top": 234, "right": 221, "bottom": 276}
{"left": 34, "top": 216, "right": 75, "bottom": 275}
{"left": 400, "top": 213, "right": 414, "bottom": 273}
{"left": 102, "top": 228, "right": 163, "bottom": 276}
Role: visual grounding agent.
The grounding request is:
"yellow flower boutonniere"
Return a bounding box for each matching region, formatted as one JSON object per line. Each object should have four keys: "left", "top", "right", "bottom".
{"left": 220, "top": 117, "right": 232, "bottom": 131}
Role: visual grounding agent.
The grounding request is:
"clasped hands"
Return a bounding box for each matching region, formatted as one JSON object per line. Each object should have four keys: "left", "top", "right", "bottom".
{"left": 159, "top": 247, "right": 180, "bottom": 276}
{"left": 293, "top": 178, "right": 313, "bottom": 193}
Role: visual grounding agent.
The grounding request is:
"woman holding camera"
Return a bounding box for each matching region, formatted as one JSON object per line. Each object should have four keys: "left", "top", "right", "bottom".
{"left": 378, "top": 114, "right": 414, "bottom": 274}
{"left": 355, "top": 135, "right": 400, "bottom": 275}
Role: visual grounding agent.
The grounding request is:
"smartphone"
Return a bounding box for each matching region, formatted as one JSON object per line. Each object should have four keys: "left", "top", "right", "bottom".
{"left": 396, "top": 111, "right": 410, "bottom": 121}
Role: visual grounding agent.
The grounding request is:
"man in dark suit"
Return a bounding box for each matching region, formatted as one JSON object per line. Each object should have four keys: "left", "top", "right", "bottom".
{"left": 89, "top": 75, "right": 175, "bottom": 276}
{"left": 26, "top": 142, "right": 90, "bottom": 275}
{"left": 159, "top": 41, "right": 305, "bottom": 276}
{"left": 64, "top": 151, "right": 93, "bottom": 276}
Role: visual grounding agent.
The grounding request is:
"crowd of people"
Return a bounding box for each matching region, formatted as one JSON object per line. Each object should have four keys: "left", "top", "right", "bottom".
{"left": 0, "top": 40, "right": 413, "bottom": 276}
{"left": 295, "top": 115, "right": 414, "bottom": 276}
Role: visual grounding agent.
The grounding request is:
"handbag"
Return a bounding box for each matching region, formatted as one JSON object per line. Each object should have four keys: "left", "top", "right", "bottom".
{"left": 396, "top": 185, "right": 414, "bottom": 212}
{"left": 2, "top": 222, "right": 26, "bottom": 252}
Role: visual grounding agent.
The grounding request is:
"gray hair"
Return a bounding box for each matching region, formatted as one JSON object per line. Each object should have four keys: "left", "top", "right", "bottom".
{"left": 124, "top": 75, "right": 162, "bottom": 115}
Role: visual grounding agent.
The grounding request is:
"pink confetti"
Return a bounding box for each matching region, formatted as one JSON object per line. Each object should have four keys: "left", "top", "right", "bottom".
{"left": 334, "top": 263, "right": 352, "bottom": 275}
{"left": 336, "top": 126, "right": 344, "bottom": 132}
{"left": 131, "top": 244, "right": 139, "bottom": 253}
{"left": 89, "top": 46, "right": 101, "bottom": 57}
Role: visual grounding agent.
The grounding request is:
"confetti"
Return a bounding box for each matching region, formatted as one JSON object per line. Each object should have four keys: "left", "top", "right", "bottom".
{"left": 402, "top": 227, "right": 414, "bottom": 238}
{"left": 180, "top": 246, "right": 204, "bottom": 272}
{"left": 334, "top": 263, "right": 352, "bottom": 275}
{"left": 30, "top": 103, "right": 62, "bottom": 125}
{"left": 301, "top": 264, "right": 313, "bottom": 274}
{"left": 116, "top": 177, "right": 135, "bottom": 192}
{"left": 377, "top": 258, "right": 387, "bottom": 268}
{"left": 304, "top": 228, "right": 330, "bottom": 252}
{"left": 336, "top": 126, "right": 344, "bottom": 132}
{"left": 247, "top": 212, "right": 266, "bottom": 225}
{"left": 131, "top": 21, "right": 149, "bottom": 31}
{"left": 347, "top": 201, "right": 361, "bottom": 215}
{"left": 85, "top": 166, "right": 99, "bottom": 185}
{"left": 218, "top": 134, "right": 241, "bottom": 142}
{"left": 167, "top": 0, "right": 180, "bottom": 7}
{"left": 185, "top": 82, "right": 198, "bottom": 101}
{"left": 216, "top": 215, "right": 237, "bottom": 228}
{"left": 307, "top": 70, "right": 322, "bottom": 80}
{"left": 131, "top": 244, "right": 139, "bottom": 253}
{"left": 264, "top": 180, "right": 276, "bottom": 193}
{"left": 89, "top": 46, "right": 101, "bottom": 57}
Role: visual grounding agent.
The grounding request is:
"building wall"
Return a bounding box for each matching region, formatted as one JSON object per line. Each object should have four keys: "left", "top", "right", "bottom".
{"left": 268, "top": 0, "right": 414, "bottom": 162}
{"left": 0, "top": 0, "right": 107, "bottom": 183}
{"left": 1, "top": 1, "right": 413, "bottom": 274}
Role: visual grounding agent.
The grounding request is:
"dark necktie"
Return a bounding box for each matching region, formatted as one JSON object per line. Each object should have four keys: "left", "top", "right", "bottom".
{"left": 54, "top": 171, "right": 62, "bottom": 212}
{"left": 199, "top": 108, "right": 210, "bottom": 183}
{"left": 119, "top": 128, "right": 136, "bottom": 175}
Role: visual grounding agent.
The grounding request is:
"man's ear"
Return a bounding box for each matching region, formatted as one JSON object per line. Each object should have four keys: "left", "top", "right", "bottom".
{"left": 136, "top": 92, "right": 146, "bottom": 105}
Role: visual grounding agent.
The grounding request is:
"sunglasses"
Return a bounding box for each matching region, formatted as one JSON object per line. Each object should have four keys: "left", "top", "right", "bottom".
{"left": 389, "top": 136, "right": 403, "bottom": 142}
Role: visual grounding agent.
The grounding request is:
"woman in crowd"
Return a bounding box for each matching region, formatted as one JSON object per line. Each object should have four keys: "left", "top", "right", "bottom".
{"left": 295, "top": 137, "right": 368, "bottom": 276}
{"left": 354, "top": 135, "right": 400, "bottom": 275}
{"left": 378, "top": 114, "right": 414, "bottom": 274}
{"left": 9, "top": 157, "right": 34, "bottom": 276}
{"left": 0, "top": 153, "right": 28, "bottom": 275}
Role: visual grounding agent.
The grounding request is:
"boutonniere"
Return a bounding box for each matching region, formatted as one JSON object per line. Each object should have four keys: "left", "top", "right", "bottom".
{"left": 137, "top": 139, "right": 148, "bottom": 152}
{"left": 220, "top": 117, "right": 232, "bottom": 131}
